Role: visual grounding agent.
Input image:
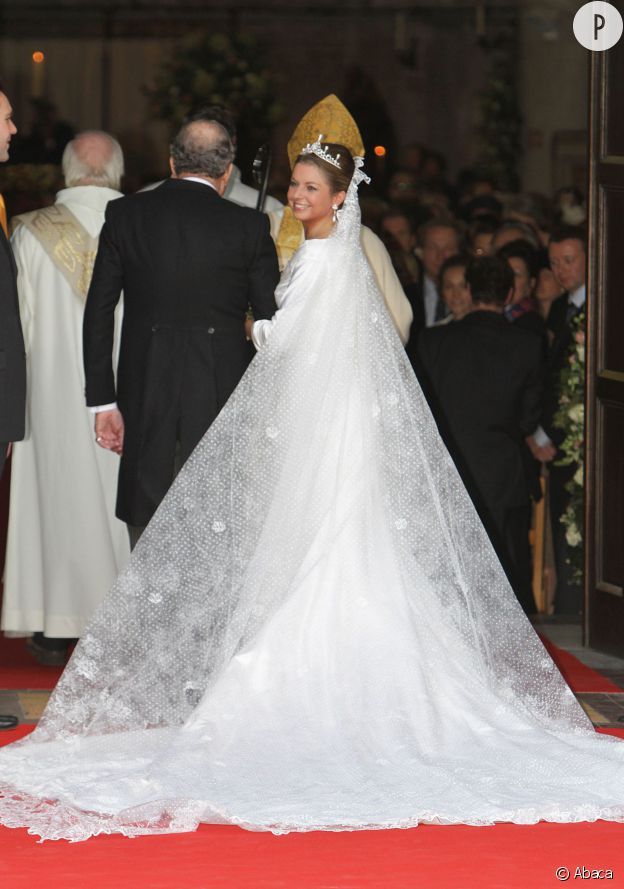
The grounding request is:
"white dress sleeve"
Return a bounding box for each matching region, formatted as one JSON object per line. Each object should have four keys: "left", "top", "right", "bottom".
{"left": 252, "top": 240, "right": 325, "bottom": 350}
{"left": 250, "top": 318, "right": 273, "bottom": 350}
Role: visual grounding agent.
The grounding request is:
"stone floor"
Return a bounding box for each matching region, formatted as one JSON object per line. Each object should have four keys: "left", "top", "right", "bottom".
{"left": 0, "top": 689, "right": 49, "bottom": 724}
{"left": 533, "top": 616, "right": 624, "bottom": 729}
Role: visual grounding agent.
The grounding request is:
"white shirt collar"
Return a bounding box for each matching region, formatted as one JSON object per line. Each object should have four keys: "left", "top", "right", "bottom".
{"left": 55, "top": 185, "right": 123, "bottom": 210}
{"left": 423, "top": 275, "right": 439, "bottom": 327}
{"left": 568, "top": 284, "right": 586, "bottom": 309}
{"left": 182, "top": 176, "right": 218, "bottom": 193}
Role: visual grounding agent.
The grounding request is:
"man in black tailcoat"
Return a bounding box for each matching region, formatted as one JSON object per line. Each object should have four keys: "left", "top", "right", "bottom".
{"left": 83, "top": 113, "right": 279, "bottom": 546}
{"left": 0, "top": 83, "right": 26, "bottom": 729}
{"left": 527, "top": 226, "right": 586, "bottom": 614}
{"left": 416, "top": 256, "right": 543, "bottom": 614}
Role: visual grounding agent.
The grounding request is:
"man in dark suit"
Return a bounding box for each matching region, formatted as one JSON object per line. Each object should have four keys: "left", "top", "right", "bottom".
{"left": 0, "top": 83, "right": 26, "bottom": 729}
{"left": 417, "top": 219, "right": 463, "bottom": 327}
{"left": 531, "top": 226, "right": 586, "bottom": 454}
{"left": 404, "top": 219, "right": 463, "bottom": 368}
{"left": 416, "top": 256, "right": 543, "bottom": 613}
{"left": 84, "top": 113, "right": 279, "bottom": 546}
{"left": 527, "top": 226, "right": 586, "bottom": 614}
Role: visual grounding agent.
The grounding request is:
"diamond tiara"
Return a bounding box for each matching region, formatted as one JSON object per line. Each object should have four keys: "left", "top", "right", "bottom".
{"left": 300, "top": 134, "right": 342, "bottom": 169}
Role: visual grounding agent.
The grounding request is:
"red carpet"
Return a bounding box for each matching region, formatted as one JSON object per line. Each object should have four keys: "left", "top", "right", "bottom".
{"left": 1, "top": 820, "right": 623, "bottom": 889}
{"left": 0, "top": 636, "right": 64, "bottom": 689}
{"left": 540, "top": 636, "right": 623, "bottom": 693}
{"left": 0, "top": 638, "right": 623, "bottom": 887}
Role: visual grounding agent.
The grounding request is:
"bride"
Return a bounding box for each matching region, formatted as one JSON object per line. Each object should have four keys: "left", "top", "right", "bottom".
{"left": 1, "top": 137, "right": 624, "bottom": 842}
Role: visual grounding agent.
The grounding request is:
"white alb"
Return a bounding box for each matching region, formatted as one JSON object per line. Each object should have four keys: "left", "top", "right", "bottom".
{"left": 2, "top": 186, "right": 129, "bottom": 639}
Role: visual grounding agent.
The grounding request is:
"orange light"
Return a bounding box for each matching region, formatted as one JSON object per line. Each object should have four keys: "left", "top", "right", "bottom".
{"left": 374, "top": 145, "right": 386, "bottom": 157}
{"left": 32, "top": 51, "right": 45, "bottom": 64}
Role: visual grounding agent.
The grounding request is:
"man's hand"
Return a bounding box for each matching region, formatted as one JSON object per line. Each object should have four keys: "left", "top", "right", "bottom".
{"left": 95, "top": 409, "right": 124, "bottom": 455}
{"left": 244, "top": 317, "right": 254, "bottom": 341}
{"left": 526, "top": 435, "right": 556, "bottom": 463}
{"left": 535, "top": 442, "right": 557, "bottom": 463}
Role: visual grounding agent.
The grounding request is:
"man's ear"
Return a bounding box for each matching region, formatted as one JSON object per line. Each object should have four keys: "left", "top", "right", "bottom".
{"left": 213, "top": 163, "right": 234, "bottom": 197}
{"left": 169, "top": 157, "right": 176, "bottom": 178}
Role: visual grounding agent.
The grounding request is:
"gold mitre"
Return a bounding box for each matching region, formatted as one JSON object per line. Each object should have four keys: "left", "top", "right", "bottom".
{"left": 287, "top": 94, "right": 365, "bottom": 168}
{"left": 273, "top": 95, "right": 365, "bottom": 270}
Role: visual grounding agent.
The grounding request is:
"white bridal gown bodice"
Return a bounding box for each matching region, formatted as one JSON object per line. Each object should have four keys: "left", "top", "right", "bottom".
{"left": 1, "top": 168, "right": 624, "bottom": 841}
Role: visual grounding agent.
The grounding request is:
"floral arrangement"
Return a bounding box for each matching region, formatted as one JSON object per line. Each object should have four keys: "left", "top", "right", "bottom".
{"left": 476, "top": 29, "right": 523, "bottom": 191}
{"left": 554, "top": 309, "right": 585, "bottom": 582}
{"left": 0, "top": 164, "right": 61, "bottom": 217}
{"left": 145, "top": 32, "right": 283, "bottom": 174}
{"left": 0, "top": 164, "right": 60, "bottom": 194}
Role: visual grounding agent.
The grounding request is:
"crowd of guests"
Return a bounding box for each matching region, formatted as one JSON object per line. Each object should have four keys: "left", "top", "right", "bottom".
{"left": 363, "top": 144, "right": 586, "bottom": 617}
{"left": 0, "top": 90, "right": 586, "bottom": 709}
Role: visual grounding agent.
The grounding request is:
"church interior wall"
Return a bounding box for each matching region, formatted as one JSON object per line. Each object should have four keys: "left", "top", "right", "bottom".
{"left": 0, "top": 3, "right": 588, "bottom": 198}
{"left": 519, "top": 2, "right": 588, "bottom": 196}
{"left": 0, "top": 13, "right": 489, "bottom": 192}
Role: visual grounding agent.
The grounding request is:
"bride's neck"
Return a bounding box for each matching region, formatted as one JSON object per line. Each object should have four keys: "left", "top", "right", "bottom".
{"left": 303, "top": 215, "right": 334, "bottom": 241}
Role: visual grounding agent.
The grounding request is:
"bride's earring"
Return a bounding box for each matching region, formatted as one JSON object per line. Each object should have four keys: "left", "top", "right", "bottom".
{"left": 331, "top": 203, "right": 339, "bottom": 223}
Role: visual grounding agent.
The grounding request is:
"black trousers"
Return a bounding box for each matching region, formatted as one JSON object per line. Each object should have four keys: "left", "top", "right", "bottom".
{"left": 475, "top": 493, "right": 535, "bottom": 615}
{"left": 501, "top": 504, "right": 536, "bottom": 615}
{"left": 127, "top": 443, "right": 182, "bottom": 550}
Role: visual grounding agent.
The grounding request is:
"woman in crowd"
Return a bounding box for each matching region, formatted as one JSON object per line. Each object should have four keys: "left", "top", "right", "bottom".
{"left": 435, "top": 254, "right": 472, "bottom": 323}
{"left": 497, "top": 238, "right": 546, "bottom": 339}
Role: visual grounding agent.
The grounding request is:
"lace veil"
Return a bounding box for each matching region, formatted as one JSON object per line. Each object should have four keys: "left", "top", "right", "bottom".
{"left": 0, "top": 157, "right": 594, "bottom": 840}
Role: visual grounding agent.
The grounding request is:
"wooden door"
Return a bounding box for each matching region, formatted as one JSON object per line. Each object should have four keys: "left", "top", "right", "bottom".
{"left": 586, "top": 13, "right": 624, "bottom": 655}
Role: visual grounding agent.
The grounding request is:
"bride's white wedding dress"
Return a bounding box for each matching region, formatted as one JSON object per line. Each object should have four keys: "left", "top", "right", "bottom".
{"left": 1, "top": 162, "right": 624, "bottom": 842}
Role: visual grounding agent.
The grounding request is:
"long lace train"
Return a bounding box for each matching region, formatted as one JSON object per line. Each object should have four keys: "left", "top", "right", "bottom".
{"left": 0, "top": 161, "right": 623, "bottom": 842}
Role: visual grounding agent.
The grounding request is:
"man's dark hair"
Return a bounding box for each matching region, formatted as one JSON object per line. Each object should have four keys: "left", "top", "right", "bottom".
{"left": 170, "top": 118, "right": 235, "bottom": 178}
{"left": 469, "top": 215, "right": 499, "bottom": 237}
{"left": 185, "top": 106, "right": 237, "bottom": 143}
{"left": 381, "top": 206, "right": 416, "bottom": 232}
{"left": 465, "top": 256, "right": 514, "bottom": 306}
{"left": 439, "top": 253, "right": 470, "bottom": 284}
{"left": 496, "top": 238, "right": 539, "bottom": 279}
{"left": 461, "top": 195, "right": 503, "bottom": 223}
{"left": 549, "top": 224, "right": 587, "bottom": 251}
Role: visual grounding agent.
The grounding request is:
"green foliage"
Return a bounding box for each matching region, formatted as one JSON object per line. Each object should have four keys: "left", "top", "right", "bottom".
{"left": 476, "top": 33, "right": 523, "bottom": 191}
{"left": 146, "top": 31, "right": 283, "bottom": 166}
{"left": 0, "top": 163, "right": 60, "bottom": 193}
{"left": 553, "top": 310, "right": 585, "bottom": 584}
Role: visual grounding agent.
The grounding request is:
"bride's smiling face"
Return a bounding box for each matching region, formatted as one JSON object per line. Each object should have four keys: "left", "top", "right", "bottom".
{"left": 288, "top": 161, "right": 345, "bottom": 227}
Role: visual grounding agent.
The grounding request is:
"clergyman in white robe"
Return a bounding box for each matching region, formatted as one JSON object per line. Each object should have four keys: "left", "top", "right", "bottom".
{"left": 1, "top": 135, "right": 130, "bottom": 642}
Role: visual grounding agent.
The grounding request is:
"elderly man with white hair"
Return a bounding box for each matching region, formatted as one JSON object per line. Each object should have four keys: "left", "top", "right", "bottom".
{"left": 1, "top": 130, "right": 130, "bottom": 665}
